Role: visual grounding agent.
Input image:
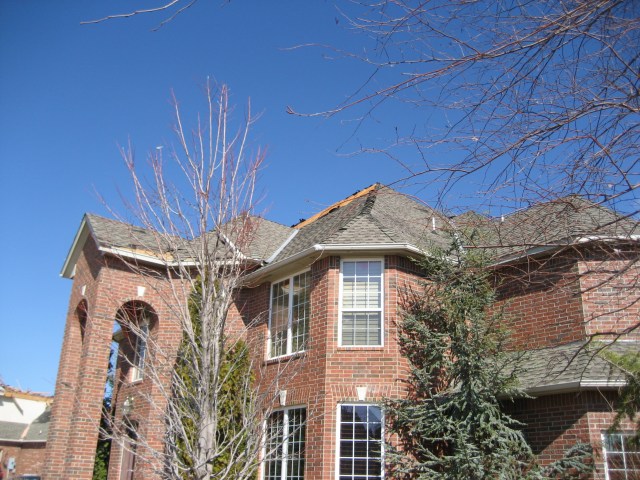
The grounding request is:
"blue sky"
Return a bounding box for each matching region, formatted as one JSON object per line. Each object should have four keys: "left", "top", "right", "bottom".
{"left": 0, "top": 1, "right": 450, "bottom": 393}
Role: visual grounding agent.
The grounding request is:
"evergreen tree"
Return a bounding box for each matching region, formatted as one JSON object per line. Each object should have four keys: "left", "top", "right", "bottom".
{"left": 386, "top": 244, "right": 593, "bottom": 479}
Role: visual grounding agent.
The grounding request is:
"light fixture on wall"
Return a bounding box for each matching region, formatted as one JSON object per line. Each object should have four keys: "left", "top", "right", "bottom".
{"left": 356, "top": 386, "right": 367, "bottom": 401}
{"left": 123, "top": 396, "right": 134, "bottom": 416}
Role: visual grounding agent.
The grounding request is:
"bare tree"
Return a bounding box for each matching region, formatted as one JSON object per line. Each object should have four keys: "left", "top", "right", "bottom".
{"left": 100, "top": 81, "right": 299, "bottom": 480}
{"left": 288, "top": 0, "right": 639, "bottom": 214}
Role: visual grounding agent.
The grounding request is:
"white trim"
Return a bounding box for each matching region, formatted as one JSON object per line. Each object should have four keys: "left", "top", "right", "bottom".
{"left": 525, "top": 379, "right": 627, "bottom": 396}
{"left": 336, "top": 403, "right": 385, "bottom": 480}
{"left": 246, "top": 243, "right": 422, "bottom": 284}
{"left": 267, "top": 270, "right": 311, "bottom": 360}
{"left": 338, "top": 258, "right": 385, "bottom": 348}
{"left": 60, "top": 216, "right": 90, "bottom": 278}
{"left": 266, "top": 230, "right": 299, "bottom": 264}
{"left": 261, "top": 405, "right": 307, "bottom": 480}
{"left": 491, "top": 235, "right": 640, "bottom": 266}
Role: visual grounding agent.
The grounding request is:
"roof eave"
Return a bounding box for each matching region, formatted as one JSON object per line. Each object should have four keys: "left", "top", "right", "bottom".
{"left": 523, "top": 379, "right": 626, "bottom": 397}
{"left": 60, "top": 216, "right": 90, "bottom": 279}
{"left": 245, "top": 242, "right": 422, "bottom": 284}
{"left": 490, "top": 234, "right": 640, "bottom": 267}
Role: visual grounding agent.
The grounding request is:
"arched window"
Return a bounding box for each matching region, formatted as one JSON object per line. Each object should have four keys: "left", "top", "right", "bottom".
{"left": 116, "top": 301, "right": 156, "bottom": 382}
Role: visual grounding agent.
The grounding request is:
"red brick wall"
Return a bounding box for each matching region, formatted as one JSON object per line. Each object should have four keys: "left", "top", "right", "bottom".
{"left": 45, "top": 236, "right": 186, "bottom": 480}
{"left": 246, "top": 255, "right": 423, "bottom": 480}
{"left": 578, "top": 250, "right": 640, "bottom": 340}
{"left": 503, "top": 390, "right": 636, "bottom": 479}
{"left": 496, "top": 255, "right": 586, "bottom": 349}
{"left": 0, "top": 442, "right": 46, "bottom": 477}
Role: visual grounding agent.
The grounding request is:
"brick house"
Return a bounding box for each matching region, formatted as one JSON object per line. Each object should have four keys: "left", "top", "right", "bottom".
{"left": 45, "top": 184, "right": 639, "bottom": 479}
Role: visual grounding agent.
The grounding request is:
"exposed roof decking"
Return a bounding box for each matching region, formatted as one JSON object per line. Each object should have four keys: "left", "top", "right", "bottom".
{"left": 271, "top": 186, "right": 454, "bottom": 263}
{"left": 64, "top": 187, "right": 638, "bottom": 277}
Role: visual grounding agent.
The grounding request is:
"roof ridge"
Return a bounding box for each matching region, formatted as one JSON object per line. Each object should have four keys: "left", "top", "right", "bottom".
{"left": 293, "top": 183, "right": 381, "bottom": 229}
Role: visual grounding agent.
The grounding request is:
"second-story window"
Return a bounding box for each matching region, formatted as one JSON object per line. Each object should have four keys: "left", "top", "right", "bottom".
{"left": 269, "top": 271, "right": 311, "bottom": 358}
{"left": 340, "top": 260, "right": 383, "bottom": 346}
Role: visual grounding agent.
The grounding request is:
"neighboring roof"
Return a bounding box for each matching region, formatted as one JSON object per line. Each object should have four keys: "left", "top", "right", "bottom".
{"left": 22, "top": 407, "right": 50, "bottom": 442}
{"left": 0, "top": 409, "right": 49, "bottom": 443}
{"left": 455, "top": 196, "right": 639, "bottom": 261}
{"left": 0, "top": 421, "right": 28, "bottom": 442}
{"left": 508, "top": 341, "right": 637, "bottom": 396}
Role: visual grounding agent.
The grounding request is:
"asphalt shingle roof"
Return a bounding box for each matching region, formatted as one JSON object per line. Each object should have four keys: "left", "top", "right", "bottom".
{"left": 22, "top": 407, "right": 50, "bottom": 442}
{"left": 508, "top": 341, "right": 637, "bottom": 394}
{"left": 454, "top": 196, "right": 638, "bottom": 260}
{"left": 81, "top": 187, "right": 638, "bottom": 269}
{"left": 271, "top": 186, "right": 454, "bottom": 263}
{"left": 0, "top": 421, "right": 28, "bottom": 441}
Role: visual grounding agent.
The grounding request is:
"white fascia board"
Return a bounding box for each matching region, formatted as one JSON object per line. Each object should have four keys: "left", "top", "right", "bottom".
{"left": 60, "top": 217, "right": 90, "bottom": 279}
{"left": 491, "top": 234, "right": 640, "bottom": 266}
{"left": 246, "top": 243, "right": 422, "bottom": 283}
{"left": 98, "top": 246, "right": 186, "bottom": 267}
{"left": 216, "top": 230, "right": 249, "bottom": 261}
{"left": 524, "top": 379, "right": 627, "bottom": 397}
{"left": 265, "top": 229, "right": 299, "bottom": 264}
{"left": 99, "top": 246, "right": 256, "bottom": 269}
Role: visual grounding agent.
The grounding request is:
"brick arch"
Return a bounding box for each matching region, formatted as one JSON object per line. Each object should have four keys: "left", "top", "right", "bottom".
{"left": 115, "top": 300, "right": 158, "bottom": 330}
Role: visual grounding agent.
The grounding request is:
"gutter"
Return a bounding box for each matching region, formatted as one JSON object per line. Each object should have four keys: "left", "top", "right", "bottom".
{"left": 524, "top": 379, "right": 627, "bottom": 397}
{"left": 99, "top": 246, "right": 261, "bottom": 269}
{"left": 491, "top": 234, "right": 640, "bottom": 266}
{"left": 245, "top": 242, "right": 423, "bottom": 283}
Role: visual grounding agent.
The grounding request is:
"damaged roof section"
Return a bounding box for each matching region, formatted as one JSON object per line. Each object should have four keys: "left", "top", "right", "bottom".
{"left": 62, "top": 185, "right": 639, "bottom": 278}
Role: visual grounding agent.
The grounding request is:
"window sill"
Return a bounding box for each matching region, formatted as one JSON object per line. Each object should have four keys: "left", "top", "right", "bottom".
{"left": 265, "top": 351, "right": 306, "bottom": 365}
{"left": 337, "top": 345, "right": 384, "bottom": 351}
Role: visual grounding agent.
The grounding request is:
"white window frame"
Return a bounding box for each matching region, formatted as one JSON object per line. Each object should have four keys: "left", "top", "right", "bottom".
{"left": 602, "top": 432, "right": 640, "bottom": 480}
{"left": 336, "top": 403, "right": 384, "bottom": 480}
{"left": 338, "top": 259, "right": 384, "bottom": 347}
{"left": 262, "top": 406, "right": 307, "bottom": 480}
{"left": 131, "top": 320, "right": 149, "bottom": 382}
{"left": 268, "top": 270, "right": 311, "bottom": 359}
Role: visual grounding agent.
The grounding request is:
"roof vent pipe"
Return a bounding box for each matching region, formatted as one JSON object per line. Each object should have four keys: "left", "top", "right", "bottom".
{"left": 431, "top": 216, "right": 436, "bottom": 231}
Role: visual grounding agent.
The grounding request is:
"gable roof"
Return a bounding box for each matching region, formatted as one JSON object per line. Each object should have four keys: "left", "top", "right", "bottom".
{"left": 61, "top": 213, "right": 295, "bottom": 278}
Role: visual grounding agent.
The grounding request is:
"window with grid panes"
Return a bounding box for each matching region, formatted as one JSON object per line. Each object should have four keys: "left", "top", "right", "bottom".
{"left": 340, "top": 260, "right": 383, "bottom": 346}
{"left": 338, "top": 404, "right": 383, "bottom": 480}
{"left": 263, "top": 407, "right": 306, "bottom": 480}
{"left": 269, "top": 272, "right": 311, "bottom": 358}
{"left": 131, "top": 321, "right": 149, "bottom": 381}
{"left": 603, "top": 433, "right": 640, "bottom": 479}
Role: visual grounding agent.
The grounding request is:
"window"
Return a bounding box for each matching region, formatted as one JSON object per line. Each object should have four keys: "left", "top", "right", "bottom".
{"left": 340, "top": 260, "right": 383, "bottom": 346}
{"left": 131, "top": 321, "right": 149, "bottom": 381}
{"left": 603, "top": 433, "right": 640, "bottom": 479}
{"left": 264, "top": 407, "right": 306, "bottom": 480}
{"left": 338, "top": 404, "right": 383, "bottom": 480}
{"left": 269, "top": 271, "right": 311, "bottom": 358}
